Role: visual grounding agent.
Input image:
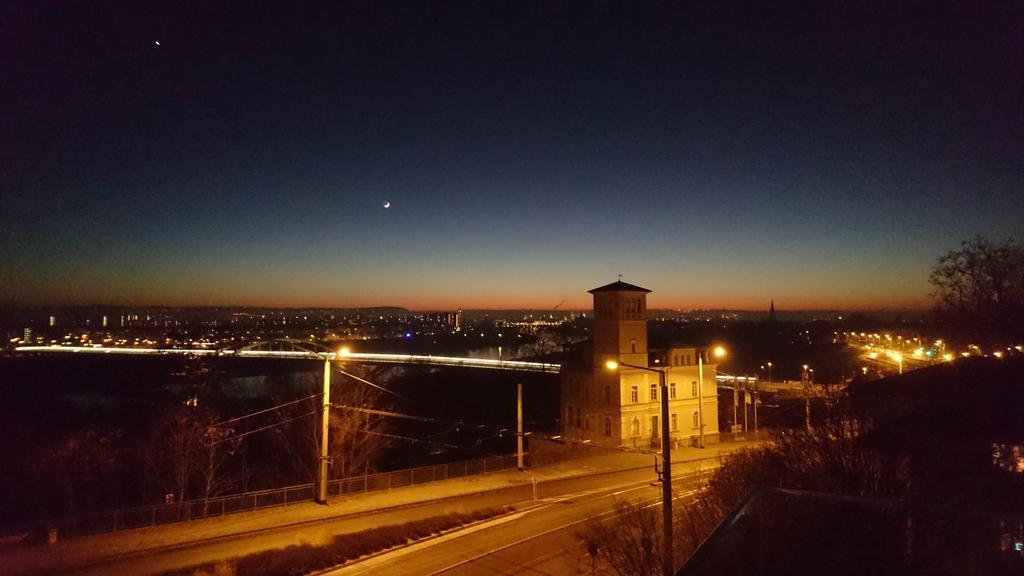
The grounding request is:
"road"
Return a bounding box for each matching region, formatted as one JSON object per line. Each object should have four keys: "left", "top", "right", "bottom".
{"left": 39, "top": 457, "right": 719, "bottom": 576}
{"left": 329, "top": 462, "right": 715, "bottom": 576}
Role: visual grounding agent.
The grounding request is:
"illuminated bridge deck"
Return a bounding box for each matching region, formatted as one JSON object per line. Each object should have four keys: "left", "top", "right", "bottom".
{"left": 14, "top": 345, "right": 563, "bottom": 373}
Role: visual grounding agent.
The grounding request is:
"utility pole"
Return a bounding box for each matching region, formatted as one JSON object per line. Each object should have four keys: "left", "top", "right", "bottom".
{"left": 517, "top": 382, "right": 524, "bottom": 471}
{"left": 606, "top": 360, "right": 673, "bottom": 576}
{"left": 753, "top": 383, "right": 759, "bottom": 433}
{"left": 697, "top": 352, "right": 705, "bottom": 449}
{"left": 658, "top": 369, "right": 673, "bottom": 576}
{"left": 743, "top": 385, "right": 748, "bottom": 432}
{"left": 802, "top": 364, "right": 811, "bottom": 432}
{"left": 316, "top": 356, "right": 331, "bottom": 504}
{"left": 732, "top": 385, "right": 738, "bottom": 431}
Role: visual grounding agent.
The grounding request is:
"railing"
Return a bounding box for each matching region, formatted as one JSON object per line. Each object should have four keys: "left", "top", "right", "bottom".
{"left": 1, "top": 454, "right": 520, "bottom": 542}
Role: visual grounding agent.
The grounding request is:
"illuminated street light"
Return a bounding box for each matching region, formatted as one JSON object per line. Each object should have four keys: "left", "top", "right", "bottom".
{"left": 892, "top": 352, "right": 903, "bottom": 374}
{"left": 605, "top": 358, "right": 673, "bottom": 576}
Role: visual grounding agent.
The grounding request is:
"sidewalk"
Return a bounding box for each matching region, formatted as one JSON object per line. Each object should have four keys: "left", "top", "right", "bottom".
{"left": 0, "top": 440, "right": 762, "bottom": 575}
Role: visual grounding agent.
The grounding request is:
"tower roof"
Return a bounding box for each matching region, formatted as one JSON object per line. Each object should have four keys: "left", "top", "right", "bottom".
{"left": 588, "top": 280, "right": 652, "bottom": 294}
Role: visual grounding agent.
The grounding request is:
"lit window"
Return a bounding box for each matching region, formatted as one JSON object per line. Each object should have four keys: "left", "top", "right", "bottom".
{"left": 631, "top": 386, "right": 639, "bottom": 403}
{"left": 670, "top": 382, "right": 676, "bottom": 399}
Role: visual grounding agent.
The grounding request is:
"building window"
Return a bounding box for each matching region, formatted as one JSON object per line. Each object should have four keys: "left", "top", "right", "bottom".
{"left": 673, "top": 355, "right": 679, "bottom": 366}
{"left": 630, "top": 338, "right": 637, "bottom": 353}
{"left": 604, "top": 418, "right": 612, "bottom": 436}
{"left": 631, "top": 418, "right": 640, "bottom": 437}
{"left": 691, "top": 381, "right": 698, "bottom": 397}
{"left": 585, "top": 415, "right": 591, "bottom": 430}
{"left": 575, "top": 407, "right": 582, "bottom": 428}
{"left": 686, "top": 354, "right": 692, "bottom": 365}
{"left": 693, "top": 411, "right": 700, "bottom": 429}
{"left": 672, "top": 413, "right": 678, "bottom": 431}
{"left": 631, "top": 386, "right": 639, "bottom": 403}
{"left": 604, "top": 385, "right": 611, "bottom": 403}
{"left": 649, "top": 383, "right": 657, "bottom": 401}
{"left": 566, "top": 406, "right": 572, "bottom": 427}
{"left": 670, "top": 382, "right": 676, "bottom": 399}
{"left": 651, "top": 415, "right": 659, "bottom": 438}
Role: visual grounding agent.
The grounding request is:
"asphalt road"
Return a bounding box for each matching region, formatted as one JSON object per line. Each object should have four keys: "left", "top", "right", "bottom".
{"left": 329, "top": 463, "right": 715, "bottom": 576}
{"left": 45, "top": 457, "right": 717, "bottom": 576}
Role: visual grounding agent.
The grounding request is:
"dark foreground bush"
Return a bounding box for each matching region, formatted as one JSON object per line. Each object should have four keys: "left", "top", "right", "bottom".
{"left": 161, "top": 507, "right": 509, "bottom": 576}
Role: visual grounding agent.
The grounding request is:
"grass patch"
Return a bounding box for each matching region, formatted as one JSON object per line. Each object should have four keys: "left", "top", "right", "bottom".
{"left": 160, "top": 506, "right": 510, "bottom": 576}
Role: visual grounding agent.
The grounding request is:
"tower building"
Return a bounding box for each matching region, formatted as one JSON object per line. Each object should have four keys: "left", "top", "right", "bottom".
{"left": 561, "top": 281, "right": 721, "bottom": 448}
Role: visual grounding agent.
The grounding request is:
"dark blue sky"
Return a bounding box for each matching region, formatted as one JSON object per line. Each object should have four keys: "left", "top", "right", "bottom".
{"left": 3, "top": 1, "right": 1022, "bottom": 310}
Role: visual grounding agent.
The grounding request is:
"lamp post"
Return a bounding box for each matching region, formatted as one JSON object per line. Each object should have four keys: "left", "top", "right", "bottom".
{"left": 697, "top": 346, "right": 727, "bottom": 449}
{"left": 758, "top": 362, "right": 770, "bottom": 433}
{"left": 892, "top": 352, "right": 903, "bottom": 374}
{"left": 606, "top": 359, "right": 673, "bottom": 576}
{"left": 316, "top": 354, "right": 333, "bottom": 504}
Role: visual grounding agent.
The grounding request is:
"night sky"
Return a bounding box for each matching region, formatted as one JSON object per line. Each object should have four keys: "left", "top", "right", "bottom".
{"left": 3, "top": 1, "right": 1022, "bottom": 310}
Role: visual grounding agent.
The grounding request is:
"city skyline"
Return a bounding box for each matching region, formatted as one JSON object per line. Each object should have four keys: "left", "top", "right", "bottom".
{"left": 4, "top": 2, "right": 1022, "bottom": 311}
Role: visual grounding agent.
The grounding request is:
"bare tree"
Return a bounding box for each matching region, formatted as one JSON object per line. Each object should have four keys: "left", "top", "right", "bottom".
{"left": 328, "top": 371, "right": 388, "bottom": 480}
{"left": 930, "top": 235, "right": 1024, "bottom": 341}
{"left": 32, "top": 429, "right": 124, "bottom": 517}
{"left": 578, "top": 499, "right": 662, "bottom": 576}
{"left": 575, "top": 420, "right": 904, "bottom": 575}
{"left": 146, "top": 405, "right": 240, "bottom": 504}
{"left": 269, "top": 365, "right": 390, "bottom": 485}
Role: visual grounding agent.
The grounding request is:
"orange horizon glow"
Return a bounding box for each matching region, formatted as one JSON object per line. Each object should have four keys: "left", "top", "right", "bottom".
{"left": 4, "top": 292, "right": 934, "bottom": 312}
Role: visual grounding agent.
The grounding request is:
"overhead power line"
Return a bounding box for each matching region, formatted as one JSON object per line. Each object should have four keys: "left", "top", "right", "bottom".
{"left": 207, "top": 393, "right": 321, "bottom": 429}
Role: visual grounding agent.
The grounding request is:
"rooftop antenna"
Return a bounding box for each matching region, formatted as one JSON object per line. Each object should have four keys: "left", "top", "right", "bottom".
{"left": 618, "top": 273, "right": 622, "bottom": 281}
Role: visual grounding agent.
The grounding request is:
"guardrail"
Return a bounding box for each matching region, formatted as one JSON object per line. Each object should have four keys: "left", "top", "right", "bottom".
{"left": 2, "top": 454, "right": 520, "bottom": 542}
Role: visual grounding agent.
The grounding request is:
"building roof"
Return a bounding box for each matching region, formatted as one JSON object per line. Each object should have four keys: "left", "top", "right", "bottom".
{"left": 588, "top": 280, "right": 652, "bottom": 294}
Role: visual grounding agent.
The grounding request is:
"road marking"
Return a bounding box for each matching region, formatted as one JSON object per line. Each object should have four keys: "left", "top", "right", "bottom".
{"left": 426, "top": 487, "right": 701, "bottom": 575}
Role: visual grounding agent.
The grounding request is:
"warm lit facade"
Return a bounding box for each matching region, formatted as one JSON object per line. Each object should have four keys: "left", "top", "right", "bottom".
{"left": 561, "top": 281, "right": 720, "bottom": 448}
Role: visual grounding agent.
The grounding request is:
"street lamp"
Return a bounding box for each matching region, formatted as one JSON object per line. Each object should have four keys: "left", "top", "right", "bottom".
{"left": 605, "top": 359, "right": 674, "bottom": 576}
{"left": 698, "top": 346, "right": 726, "bottom": 448}
{"left": 892, "top": 352, "right": 903, "bottom": 374}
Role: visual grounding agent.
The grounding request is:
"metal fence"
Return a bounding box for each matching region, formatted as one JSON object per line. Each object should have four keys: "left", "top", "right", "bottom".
{"left": 3, "top": 454, "right": 520, "bottom": 542}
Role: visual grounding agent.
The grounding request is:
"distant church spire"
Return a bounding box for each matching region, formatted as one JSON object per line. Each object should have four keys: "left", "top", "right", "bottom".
{"left": 768, "top": 299, "right": 777, "bottom": 322}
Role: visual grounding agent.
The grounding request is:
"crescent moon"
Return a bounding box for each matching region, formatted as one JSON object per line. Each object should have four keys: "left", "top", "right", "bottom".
{"left": 383, "top": 201, "right": 391, "bottom": 208}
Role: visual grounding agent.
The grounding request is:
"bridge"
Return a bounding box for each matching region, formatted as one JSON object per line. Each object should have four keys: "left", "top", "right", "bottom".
{"left": 13, "top": 342, "right": 562, "bottom": 373}
{"left": 14, "top": 343, "right": 779, "bottom": 381}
